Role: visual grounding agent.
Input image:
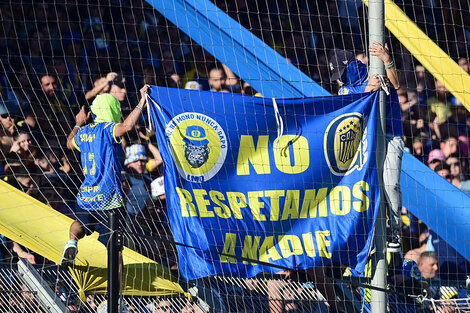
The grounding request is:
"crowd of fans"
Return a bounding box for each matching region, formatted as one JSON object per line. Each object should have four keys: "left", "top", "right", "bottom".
{"left": 0, "top": 0, "right": 468, "bottom": 312}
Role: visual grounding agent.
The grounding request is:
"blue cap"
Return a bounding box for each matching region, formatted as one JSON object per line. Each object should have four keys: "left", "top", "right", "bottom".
{"left": 124, "top": 144, "right": 148, "bottom": 166}
{"left": 183, "top": 125, "right": 209, "bottom": 146}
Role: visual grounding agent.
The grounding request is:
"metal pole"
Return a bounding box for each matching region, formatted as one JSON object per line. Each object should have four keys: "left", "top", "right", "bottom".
{"left": 368, "top": 0, "right": 388, "bottom": 313}
{"left": 108, "top": 210, "right": 121, "bottom": 313}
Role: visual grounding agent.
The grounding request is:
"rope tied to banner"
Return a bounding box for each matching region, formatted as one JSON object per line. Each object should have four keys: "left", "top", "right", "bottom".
{"left": 272, "top": 98, "right": 284, "bottom": 153}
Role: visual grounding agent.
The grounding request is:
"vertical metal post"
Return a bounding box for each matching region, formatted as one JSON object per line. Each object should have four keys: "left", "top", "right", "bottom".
{"left": 368, "top": 1, "right": 388, "bottom": 313}
{"left": 108, "top": 211, "right": 121, "bottom": 313}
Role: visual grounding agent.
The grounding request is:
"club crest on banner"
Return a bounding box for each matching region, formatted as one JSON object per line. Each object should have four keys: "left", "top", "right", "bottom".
{"left": 165, "top": 112, "right": 227, "bottom": 182}
{"left": 324, "top": 113, "right": 368, "bottom": 176}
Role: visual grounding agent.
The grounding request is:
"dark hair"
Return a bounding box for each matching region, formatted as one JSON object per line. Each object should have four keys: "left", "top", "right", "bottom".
{"left": 434, "top": 162, "right": 450, "bottom": 173}
{"left": 13, "top": 130, "right": 31, "bottom": 141}
{"left": 447, "top": 152, "right": 460, "bottom": 160}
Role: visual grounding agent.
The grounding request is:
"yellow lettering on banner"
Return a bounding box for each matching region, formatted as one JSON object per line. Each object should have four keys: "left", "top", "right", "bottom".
{"left": 237, "top": 135, "right": 271, "bottom": 175}
{"left": 330, "top": 186, "right": 351, "bottom": 216}
{"left": 259, "top": 236, "right": 282, "bottom": 263}
{"left": 248, "top": 191, "right": 267, "bottom": 221}
{"left": 220, "top": 233, "right": 237, "bottom": 264}
{"left": 93, "top": 186, "right": 100, "bottom": 192}
{"left": 353, "top": 181, "right": 370, "bottom": 212}
{"left": 265, "top": 190, "right": 284, "bottom": 221}
{"left": 278, "top": 235, "right": 303, "bottom": 258}
{"left": 273, "top": 135, "right": 310, "bottom": 174}
{"left": 315, "top": 230, "right": 332, "bottom": 258}
{"left": 242, "top": 235, "right": 261, "bottom": 265}
{"left": 209, "top": 190, "right": 232, "bottom": 219}
{"left": 176, "top": 187, "right": 198, "bottom": 217}
{"left": 300, "top": 188, "right": 328, "bottom": 218}
{"left": 193, "top": 189, "right": 214, "bottom": 218}
{"left": 281, "top": 189, "right": 300, "bottom": 220}
{"left": 226, "top": 192, "right": 246, "bottom": 219}
{"left": 302, "top": 233, "right": 316, "bottom": 257}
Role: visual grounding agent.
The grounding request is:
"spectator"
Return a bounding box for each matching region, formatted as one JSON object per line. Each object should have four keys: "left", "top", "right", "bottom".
{"left": 427, "top": 80, "right": 452, "bottom": 137}
{"left": 33, "top": 74, "right": 80, "bottom": 140}
{"left": 427, "top": 149, "right": 446, "bottom": 170}
{"left": 0, "top": 100, "right": 21, "bottom": 154}
{"left": 123, "top": 144, "right": 153, "bottom": 217}
{"left": 84, "top": 72, "right": 119, "bottom": 101}
{"left": 446, "top": 153, "right": 464, "bottom": 181}
{"left": 61, "top": 86, "right": 150, "bottom": 266}
{"left": 434, "top": 162, "right": 452, "bottom": 182}
{"left": 418, "top": 251, "right": 439, "bottom": 280}
{"left": 458, "top": 57, "right": 469, "bottom": 73}
{"left": 208, "top": 67, "right": 228, "bottom": 92}
{"left": 410, "top": 133, "right": 428, "bottom": 163}
{"left": 328, "top": 43, "right": 403, "bottom": 252}
{"left": 110, "top": 81, "right": 127, "bottom": 103}
{"left": 440, "top": 135, "right": 459, "bottom": 159}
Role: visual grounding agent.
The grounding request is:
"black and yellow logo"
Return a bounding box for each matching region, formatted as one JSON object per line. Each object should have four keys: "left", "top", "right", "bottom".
{"left": 324, "top": 113, "right": 367, "bottom": 176}
{"left": 166, "top": 113, "right": 227, "bottom": 182}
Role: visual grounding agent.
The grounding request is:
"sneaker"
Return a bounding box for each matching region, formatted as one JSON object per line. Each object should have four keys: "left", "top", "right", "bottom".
{"left": 387, "top": 232, "right": 401, "bottom": 253}
{"left": 61, "top": 240, "right": 78, "bottom": 266}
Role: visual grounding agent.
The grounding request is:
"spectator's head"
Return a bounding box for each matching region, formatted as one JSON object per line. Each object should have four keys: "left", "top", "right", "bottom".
{"left": 208, "top": 67, "right": 226, "bottom": 92}
{"left": 440, "top": 135, "right": 459, "bottom": 158}
{"left": 415, "top": 65, "right": 426, "bottom": 80}
{"left": 35, "top": 150, "right": 54, "bottom": 172}
{"left": 328, "top": 49, "right": 368, "bottom": 86}
{"left": 14, "top": 131, "right": 32, "bottom": 153}
{"left": 434, "top": 162, "right": 452, "bottom": 182}
{"left": 8, "top": 165, "right": 34, "bottom": 190}
{"left": 93, "top": 75, "right": 111, "bottom": 94}
{"left": 90, "top": 94, "right": 122, "bottom": 123}
{"left": 124, "top": 144, "right": 148, "bottom": 174}
{"left": 458, "top": 135, "right": 469, "bottom": 157}
{"left": 356, "top": 52, "right": 368, "bottom": 65}
{"left": 412, "top": 133, "right": 428, "bottom": 157}
{"left": 40, "top": 75, "right": 58, "bottom": 97}
{"left": 168, "top": 73, "right": 182, "bottom": 89}
{"left": 434, "top": 80, "right": 449, "bottom": 102}
{"left": 109, "top": 82, "right": 127, "bottom": 102}
{"left": 458, "top": 57, "right": 469, "bottom": 73}
{"left": 0, "top": 100, "right": 21, "bottom": 135}
{"left": 418, "top": 251, "right": 439, "bottom": 279}
{"left": 446, "top": 154, "right": 461, "bottom": 179}
{"left": 427, "top": 149, "right": 446, "bottom": 170}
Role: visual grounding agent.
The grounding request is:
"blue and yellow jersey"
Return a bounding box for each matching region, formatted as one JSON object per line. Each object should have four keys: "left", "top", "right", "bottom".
{"left": 73, "top": 122, "right": 124, "bottom": 211}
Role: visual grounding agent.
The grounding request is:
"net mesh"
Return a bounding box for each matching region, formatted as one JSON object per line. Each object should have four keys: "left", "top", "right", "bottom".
{"left": 0, "top": 0, "right": 468, "bottom": 312}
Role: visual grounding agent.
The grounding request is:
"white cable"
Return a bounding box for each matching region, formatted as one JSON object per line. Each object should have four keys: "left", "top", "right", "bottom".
{"left": 272, "top": 98, "right": 284, "bottom": 153}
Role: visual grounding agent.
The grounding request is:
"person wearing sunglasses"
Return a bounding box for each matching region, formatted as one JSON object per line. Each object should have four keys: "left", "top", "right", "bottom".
{"left": 0, "top": 100, "right": 25, "bottom": 154}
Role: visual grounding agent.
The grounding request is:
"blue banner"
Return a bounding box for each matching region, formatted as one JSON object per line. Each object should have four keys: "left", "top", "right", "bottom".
{"left": 148, "top": 86, "right": 382, "bottom": 280}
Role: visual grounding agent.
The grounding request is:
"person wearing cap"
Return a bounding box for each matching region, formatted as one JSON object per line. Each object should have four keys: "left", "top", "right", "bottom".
{"left": 427, "top": 149, "right": 446, "bottom": 171}
{"left": 61, "top": 84, "right": 150, "bottom": 266}
{"left": 123, "top": 144, "right": 153, "bottom": 217}
{"left": 328, "top": 43, "right": 404, "bottom": 253}
{"left": 0, "top": 100, "right": 27, "bottom": 154}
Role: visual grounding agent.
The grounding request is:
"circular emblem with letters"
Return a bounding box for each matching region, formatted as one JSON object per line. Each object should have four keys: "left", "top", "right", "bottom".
{"left": 324, "top": 113, "right": 368, "bottom": 176}
{"left": 166, "top": 112, "right": 227, "bottom": 182}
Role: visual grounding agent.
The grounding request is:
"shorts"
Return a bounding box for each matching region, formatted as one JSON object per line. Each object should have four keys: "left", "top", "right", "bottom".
{"left": 72, "top": 204, "right": 128, "bottom": 247}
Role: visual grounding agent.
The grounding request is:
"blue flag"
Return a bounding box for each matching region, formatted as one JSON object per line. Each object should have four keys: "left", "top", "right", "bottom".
{"left": 148, "top": 86, "right": 383, "bottom": 280}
